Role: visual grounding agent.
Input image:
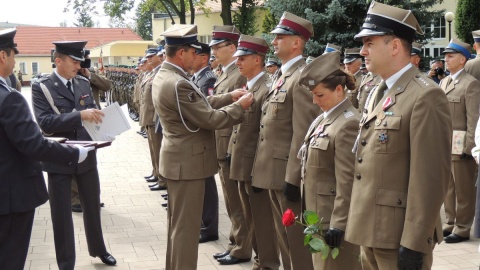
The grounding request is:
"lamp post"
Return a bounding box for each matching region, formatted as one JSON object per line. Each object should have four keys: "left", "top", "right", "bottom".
{"left": 445, "top": 12, "right": 455, "bottom": 42}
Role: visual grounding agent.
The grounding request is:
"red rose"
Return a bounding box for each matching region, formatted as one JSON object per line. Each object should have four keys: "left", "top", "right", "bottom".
{"left": 282, "top": 208, "right": 296, "bottom": 227}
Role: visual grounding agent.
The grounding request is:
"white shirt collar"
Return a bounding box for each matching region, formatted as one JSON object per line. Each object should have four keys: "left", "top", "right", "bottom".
{"left": 384, "top": 63, "right": 413, "bottom": 93}
{"left": 323, "top": 98, "right": 348, "bottom": 118}
{"left": 0, "top": 77, "right": 9, "bottom": 91}
{"left": 247, "top": 71, "right": 265, "bottom": 89}
{"left": 281, "top": 55, "right": 303, "bottom": 74}
{"left": 54, "top": 70, "right": 70, "bottom": 86}
{"left": 450, "top": 68, "right": 464, "bottom": 81}
{"left": 222, "top": 60, "right": 237, "bottom": 73}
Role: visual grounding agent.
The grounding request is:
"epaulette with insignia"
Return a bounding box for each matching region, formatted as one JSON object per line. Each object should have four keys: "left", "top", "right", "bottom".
{"left": 414, "top": 74, "right": 430, "bottom": 87}
{"left": 344, "top": 110, "right": 354, "bottom": 118}
{"left": 38, "top": 76, "right": 50, "bottom": 83}
{"left": 205, "top": 71, "right": 215, "bottom": 78}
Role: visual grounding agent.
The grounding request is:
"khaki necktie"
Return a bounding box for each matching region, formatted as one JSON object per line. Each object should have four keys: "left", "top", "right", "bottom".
{"left": 373, "top": 80, "right": 387, "bottom": 108}
{"left": 445, "top": 76, "right": 453, "bottom": 89}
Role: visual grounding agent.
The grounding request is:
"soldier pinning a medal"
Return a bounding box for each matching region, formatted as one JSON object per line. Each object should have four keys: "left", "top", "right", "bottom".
{"left": 298, "top": 51, "right": 362, "bottom": 270}
{"left": 151, "top": 24, "right": 253, "bottom": 270}
{"left": 345, "top": 2, "right": 452, "bottom": 269}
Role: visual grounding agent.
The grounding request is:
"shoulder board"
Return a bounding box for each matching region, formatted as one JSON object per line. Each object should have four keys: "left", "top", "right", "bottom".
{"left": 75, "top": 75, "right": 90, "bottom": 82}
{"left": 205, "top": 71, "right": 215, "bottom": 79}
{"left": 343, "top": 110, "right": 355, "bottom": 119}
{"left": 413, "top": 74, "right": 432, "bottom": 88}
{"left": 38, "top": 76, "right": 50, "bottom": 83}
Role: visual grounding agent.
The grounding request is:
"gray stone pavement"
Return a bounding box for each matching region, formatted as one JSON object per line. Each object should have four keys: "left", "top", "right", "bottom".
{"left": 19, "top": 86, "right": 480, "bottom": 269}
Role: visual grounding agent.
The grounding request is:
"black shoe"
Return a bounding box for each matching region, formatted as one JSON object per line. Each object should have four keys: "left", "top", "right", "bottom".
{"left": 444, "top": 233, "right": 469, "bottom": 243}
{"left": 142, "top": 134, "right": 148, "bottom": 138}
{"left": 161, "top": 193, "right": 168, "bottom": 198}
{"left": 144, "top": 174, "right": 154, "bottom": 179}
{"left": 213, "top": 250, "right": 230, "bottom": 259}
{"left": 137, "top": 131, "right": 145, "bottom": 135}
{"left": 133, "top": 117, "right": 139, "bottom": 122}
{"left": 199, "top": 235, "right": 219, "bottom": 243}
{"left": 148, "top": 183, "right": 158, "bottom": 188}
{"left": 443, "top": 230, "right": 452, "bottom": 237}
{"left": 71, "top": 204, "right": 83, "bottom": 213}
{"left": 98, "top": 253, "right": 116, "bottom": 266}
{"left": 162, "top": 202, "right": 168, "bottom": 207}
{"left": 146, "top": 176, "right": 158, "bottom": 182}
{"left": 100, "top": 202, "right": 105, "bottom": 207}
{"left": 150, "top": 183, "right": 167, "bottom": 191}
{"left": 217, "top": 254, "right": 250, "bottom": 265}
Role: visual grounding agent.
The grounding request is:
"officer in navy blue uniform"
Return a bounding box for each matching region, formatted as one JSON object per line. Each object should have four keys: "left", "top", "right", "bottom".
{"left": 191, "top": 42, "right": 220, "bottom": 242}
{"left": 31, "top": 41, "right": 117, "bottom": 269}
{"left": 0, "top": 28, "right": 91, "bottom": 270}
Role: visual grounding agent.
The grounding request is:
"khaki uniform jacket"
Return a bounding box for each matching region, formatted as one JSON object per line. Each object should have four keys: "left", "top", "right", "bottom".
{"left": 89, "top": 72, "right": 111, "bottom": 108}
{"left": 345, "top": 66, "right": 452, "bottom": 254}
{"left": 357, "top": 72, "right": 381, "bottom": 113}
{"left": 439, "top": 70, "right": 480, "bottom": 156}
{"left": 465, "top": 55, "right": 480, "bottom": 82}
{"left": 139, "top": 66, "right": 161, "bottom": 127}
{"left": 152, "top": 62, "right": 244, "bottom": 180}
{"left": 133, "top": 72, "right": 145, "bottom": 105}
{"left": 347, "top": 71, "right": 363, "bottom": 109}
{"left": 303, "top": 100, "right": 360, "bottom": 231}
{"left": 252, "top": 58, "right": 320, "bottom": 189}
{"left": 228, "top": 73, "right": 270, "bottom": 182}
{"left": 213, "top": 63, "right": 247, "bottom": 160}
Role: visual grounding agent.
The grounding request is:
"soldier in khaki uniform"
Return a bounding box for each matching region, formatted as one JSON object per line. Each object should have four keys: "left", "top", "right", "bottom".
{"left": 251, "top": 12, "right": 318, "bottom": 270}
{"left": 209, "top": 26, "right": 252, "bottom": 263}
{"left": 345, "top": 2, "right": 452, "bottom": 269}
{"left": 151, "top": 24, "right": 253, "bottom": 270}
{"left": 357, "top": 70, "right": 381, "bottom": 113}
{"left": 298, "top": 51, "right": 362, "bottom": 270}
{"left": 140, "top": 47, "right": 167, "bottom": 191}
{"left": 465, "top": 30, "right": 480, "bottom": 81}
{"left": 439, "top": 39, "right": 480, "bottom": 243}
{"left": 226, "top": 35, "right": 280, "bottom": 268}
{"left": 344, "top": 48, "right": 363, "bottom": 109}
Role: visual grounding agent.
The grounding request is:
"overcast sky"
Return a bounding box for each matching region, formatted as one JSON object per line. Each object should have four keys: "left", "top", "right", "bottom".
{"left": 2, "top": 0, "right": 138, "bottom": 28}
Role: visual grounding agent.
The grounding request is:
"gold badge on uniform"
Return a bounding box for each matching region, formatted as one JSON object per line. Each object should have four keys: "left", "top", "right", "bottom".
{"left": 375, "top": 111, "right": 386, "bottom": 126}
{"left": 187, "top": 92, "right": 196, "bottom": 102}
{"left": 79, "top": 100, "right": 85, "bottom": 106}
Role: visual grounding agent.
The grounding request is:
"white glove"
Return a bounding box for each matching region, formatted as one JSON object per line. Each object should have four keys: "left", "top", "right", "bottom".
{"left": 74, "top": 144, "right": 95, "bottom": 163}
{"left": 103, "top": 133, "right": 116, "bottom": 142}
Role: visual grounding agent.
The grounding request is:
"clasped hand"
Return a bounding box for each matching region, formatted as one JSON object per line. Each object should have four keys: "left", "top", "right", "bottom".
{"left": 80, "top": 109, "right": 104, "bottom": 124}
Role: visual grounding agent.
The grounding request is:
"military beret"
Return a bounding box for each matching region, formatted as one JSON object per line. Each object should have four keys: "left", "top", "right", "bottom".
{"left": 233, "top": 35, "right": 269, "bottom": 57}
{"left": 355, "top": 1, "right": 423, "bottom": 43}
{"left": 0, "top": 28, "right": 19, "bottom": 54}
{"left": 443, "top": 38, "right": 472, "bottom": 59}
{"left": 270, "top": 12, "right": 314, "bottom": 40}
{"left": 53, "top": 41, "right": 87, "bottom": 61}
{"left": 298, "top": 51, "right": 341, "bottom": 91}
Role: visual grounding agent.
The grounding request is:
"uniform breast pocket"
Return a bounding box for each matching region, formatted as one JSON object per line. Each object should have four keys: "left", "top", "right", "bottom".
{"left": 267, "top": 93, "right": 287, "bottom": 120}
{"left": 374, "top": 188, "right": 407, "bottom": 243}
{"left": 447, "top": 96, "right": 461, "bottom": 115}
{"left": 53, "top": 99, "right": 72, "bottom": 113}
{"left": 373, "top": 116, "right": 401, "bottom": 153}
{"left": 307, "top": 138, "right": 330, "bottom": 168}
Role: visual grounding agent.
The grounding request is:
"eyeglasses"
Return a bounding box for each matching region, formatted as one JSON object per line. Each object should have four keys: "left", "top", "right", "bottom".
{"left": 211, "top": 43, "right": 232, "bottom": 51}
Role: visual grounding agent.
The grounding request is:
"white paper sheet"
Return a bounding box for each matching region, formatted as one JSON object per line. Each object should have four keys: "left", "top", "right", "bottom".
{"left": 83, "top": 102, "right": 131, "bottom": 141}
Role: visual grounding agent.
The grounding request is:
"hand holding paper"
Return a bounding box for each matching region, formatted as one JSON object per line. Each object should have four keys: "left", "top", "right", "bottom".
{"left": 82, "top": 102, "right": 131, "bottom": 141}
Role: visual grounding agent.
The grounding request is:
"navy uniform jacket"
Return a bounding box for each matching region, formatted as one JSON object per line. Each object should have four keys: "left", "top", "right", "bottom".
{"left": 0, "top": 81, "right": 78, "bottom": 215}
{"left": 32, "top": 72, "right": 97, "bottom": 175}
{"left": 193, "top": 66, "right": 217, "bottom": 97}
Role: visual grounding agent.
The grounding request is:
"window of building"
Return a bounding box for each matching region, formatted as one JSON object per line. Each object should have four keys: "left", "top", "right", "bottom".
{"left": 433, "top": 47, "right": 445, "bottom": 58}
{"left": 32, "top": 62, "right": 39, "bottom": 75}
{"left": 19, "top": 62, "right": 26, "bottom": 74}
{"left": 431, "top": 17, "right": 446, "bottom": 39}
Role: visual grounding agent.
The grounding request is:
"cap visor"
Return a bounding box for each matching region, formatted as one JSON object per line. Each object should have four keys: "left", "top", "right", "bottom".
{"left": 190, "top": 43, "right": 201, "bottom": 49}
{"left": 343, "top": 58, "right": 356, "bottom": 64}
{"left": 233, "top": 50, "right": 254, "bottom": 57}
{"left": 442, "top": 48, "right": 458, "bottom": 55}
{"left": 270, "top": 28, "right": 294, "bottom": 35}
{"left": 70, "top": 55, "right": 85, "bottom": 61}
{"left": 354, "top": 29, "right": 388, "bottom": 41}
{"left": 209, "top": 39, "right": 225, "bottom": 47}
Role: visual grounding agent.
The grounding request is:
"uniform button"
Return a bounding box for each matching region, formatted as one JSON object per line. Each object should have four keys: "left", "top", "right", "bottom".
{"left": 234, "top": 130, "right": 237, "bottom": 133}
{"left": 261, "top": 137, "right": 264, "bottom": 141}
{"left": 261, "top": 124, "right": 264, "bottom": 128}
{"left": 397, "top": 199, "right": 402, "bottom": 205}
{"left": 427, "top": 237, "right": 432, "bottom": 244}
{"left": 33, "top": 169, "right": 37, "bottom": 174}
{"left": 358, "top": 157, "right": 363, "bottom": 163}
{"left": 263, "top": 111, "right": 266, "bottom": 115}
{"left": 364, "top": 123, "right": 370, "bottom": 129}
{"left": 330, "top": 189, "right": 335, "bottom": 194}
{"left": 361, "top": 140, "right": 366, "bottom": 146}
{"left": 233, "top": 140, "right": 236, "bottom": 144}
{"left": 68, "top": 162, "right": 72, "bottom": 166}
{"left": 356, "top": 174, "right": 361, "bottom": 180}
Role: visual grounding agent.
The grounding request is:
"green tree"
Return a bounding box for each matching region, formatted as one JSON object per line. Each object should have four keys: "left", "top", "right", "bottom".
{"left": 262, "top": 8, "right": 277, "bottom": 34}
{"left": 455, "top": 0, "right": 480, "bottom": 45}
{"left": 264, "top": 0, "right": 445, "bottom": 56}
{"left": 65, "top": 0, "right": 98, "bottom": 27}
{"left": 233, "top": 0, "right": 259, "bottom": 35}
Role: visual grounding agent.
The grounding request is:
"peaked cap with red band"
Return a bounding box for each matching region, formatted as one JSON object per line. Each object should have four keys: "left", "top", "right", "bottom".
{"left": 209, "top": 25, "right": 241, "bottom": 47}
{"left": 270, "top": 12, "right": 314, "bottom": 40}
{"left": 233, "top": 35, "right": 269, "bottom": 57}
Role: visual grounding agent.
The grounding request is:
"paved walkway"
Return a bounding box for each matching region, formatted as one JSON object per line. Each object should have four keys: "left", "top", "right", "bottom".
{"left": 20, "top": 87, "right": 480, "bottom": 269}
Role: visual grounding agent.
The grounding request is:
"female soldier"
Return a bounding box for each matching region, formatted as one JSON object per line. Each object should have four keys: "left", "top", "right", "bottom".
{"left": 298, "top": 51, "right": 361, "bottom": 270}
